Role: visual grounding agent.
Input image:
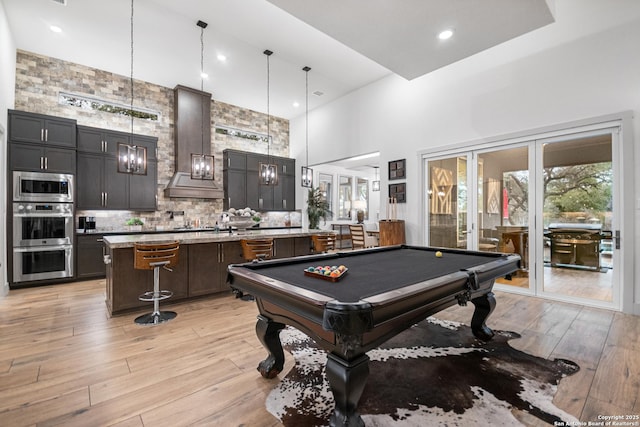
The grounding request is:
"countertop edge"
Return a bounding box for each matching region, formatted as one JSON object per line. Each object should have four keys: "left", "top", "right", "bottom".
{"left": 103, "top": 229, "right": 334, "bottom": 248}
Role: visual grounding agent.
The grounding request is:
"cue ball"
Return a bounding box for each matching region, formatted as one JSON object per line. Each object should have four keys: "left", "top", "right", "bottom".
{"left": 435, "top": 251, "right": 443, "bottom": 257}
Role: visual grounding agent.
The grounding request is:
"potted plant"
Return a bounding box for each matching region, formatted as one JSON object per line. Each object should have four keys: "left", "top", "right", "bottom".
{"left": 126, "top": 217, "right": 144, "bottom": 231}
{"left": 307, "top": 187, "right": 332, "bottom": 229}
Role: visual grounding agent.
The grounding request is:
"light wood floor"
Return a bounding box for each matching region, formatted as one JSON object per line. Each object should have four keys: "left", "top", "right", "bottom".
{"left": 0, "top": 280, "right": 638, "bottom": 426}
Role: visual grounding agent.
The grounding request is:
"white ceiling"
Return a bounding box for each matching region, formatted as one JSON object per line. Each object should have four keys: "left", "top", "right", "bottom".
{"left": 3, "top": 0, "right": 554, "bottom": 120}
{"left": 266, "top": 0, "right": 554, "bottom": 80}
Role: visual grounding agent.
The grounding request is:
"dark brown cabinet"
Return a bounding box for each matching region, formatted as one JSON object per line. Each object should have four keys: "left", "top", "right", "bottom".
{"left": 76, "top": 126, "right": 157, "bottom": 211}
{"left": 274, "top": 237, "right": 312, "bottom": 259}
{"left": 188, "top": 241, "right": 244, "bottom": 296}
{"left": 9, "top": 143, "right": 76, "bottom": 174}
{"left": 223, "top": 149, "right": 295, "bottom": 211}
{"left": 9, "top": 110, "right": 76, "bottom": 148}
{"left": 106, "top": 246, "right": 189, "bottom": 313}
{"left": 77, "top": 153, "right": 129, "bottom": 209}
{"left": 8, "top": 110, "right": 77, "bottom": 174}
{"left": 105, "top": 236, "right": 313, "bottom": 315}
{"left": 76, "top": 234, "right": 107, "bottom": 279}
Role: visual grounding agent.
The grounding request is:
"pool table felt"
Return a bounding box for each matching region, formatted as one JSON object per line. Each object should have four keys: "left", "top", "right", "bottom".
{"left": 245, "top": 248, "right": 504, "bottom": 303}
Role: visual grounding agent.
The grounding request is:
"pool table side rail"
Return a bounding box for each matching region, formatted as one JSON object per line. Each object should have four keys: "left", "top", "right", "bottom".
{"left": 463, "top": 253, "right": 522, "bottom": 289}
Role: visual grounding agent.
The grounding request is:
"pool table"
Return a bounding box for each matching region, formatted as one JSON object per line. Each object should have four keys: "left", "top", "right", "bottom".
{"left": 227, "top": 245, "right": 520, "bottom": 427}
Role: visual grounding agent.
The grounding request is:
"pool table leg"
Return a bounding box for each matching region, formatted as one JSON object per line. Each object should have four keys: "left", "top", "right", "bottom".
{"left": 255, "top": 315, "right": 286, "bottom": 379}
{"left": 326, "top": 353, "right": 369, "bottom": 427}
{"left": 470, "top": 291, "right": 496, "bottom": 341}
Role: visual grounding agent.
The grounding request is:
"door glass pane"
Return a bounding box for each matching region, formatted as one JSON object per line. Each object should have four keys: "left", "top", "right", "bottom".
{"left": 338, "top": 175, "right": 353, "bottom": 220}
{"left": 478, "top": 146, "right": 529, "bottom": 288}
{"left": 318, "top": 173, "right": 333, "bottom": 220}
{"left": 427, "top": 156, "right": 467, "bottom": 250}
{"left": 542, "top": 135, "right": 613, "bottom": 302}
{"left": 355, "top": 177, "right": 369, "bottom": 221}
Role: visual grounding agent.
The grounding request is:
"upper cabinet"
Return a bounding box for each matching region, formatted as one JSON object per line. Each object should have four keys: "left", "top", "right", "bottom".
{"left": 76, "top": 125, "right": 157, "bottom": 211}
{"left": 9, "top": 110, "right": 76, "bottom": 148}
{"left": 8, "top": 110, "right": 77, "bottom": 174}
{"left": 223, "top": 149, "right": 295, "bottom": 211}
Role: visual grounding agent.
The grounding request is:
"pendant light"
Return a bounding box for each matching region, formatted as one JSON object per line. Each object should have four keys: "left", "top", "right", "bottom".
{"left": 300, "top": 66, "right": 313, "bottom": 188}
{"left": 118, "top": 0, "right": 147, "bottom": 175}
{"left": 259, "top": 49, "right": 278, "bottom": 186}
{"left": 191, "top": 19, "right": 214, "bottom": 180}
{"left": 372, "top": 166, "right": 380, "bottom": 191}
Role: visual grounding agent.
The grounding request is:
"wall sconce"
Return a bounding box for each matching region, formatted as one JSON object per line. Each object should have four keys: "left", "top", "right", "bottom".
{"left": 301, "top": 166, "right": 313, "bottom": 188}
{"left": 117, "top": 142, "right": 147, "bottom": 175}
{"left": 191, "top": 153, "right": 214, "bottom": 180}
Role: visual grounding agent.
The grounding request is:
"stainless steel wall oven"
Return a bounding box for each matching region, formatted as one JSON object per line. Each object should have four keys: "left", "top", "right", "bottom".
{"left": 12, "top": 173, "right": 74, "bottom": 284}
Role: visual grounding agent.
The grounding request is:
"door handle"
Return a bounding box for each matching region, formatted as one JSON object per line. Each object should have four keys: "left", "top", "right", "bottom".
{"left": 614, "top": 230, "right": 620, "bottom": 249}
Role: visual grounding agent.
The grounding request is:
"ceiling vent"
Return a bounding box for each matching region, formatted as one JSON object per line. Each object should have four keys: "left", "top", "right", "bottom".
{"left": 313, "top": 90, "right": 324, "bottom": 97}
{"left": 51, "top": 0, "right": 67, "bottom": 5}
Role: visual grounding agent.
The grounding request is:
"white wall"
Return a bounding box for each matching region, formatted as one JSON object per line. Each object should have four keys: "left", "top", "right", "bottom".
{"left": 0, "top": 0, "right": 17, "bottom": 297}
{"left": 291, "top": 8, "right": 640, "bottom": 314}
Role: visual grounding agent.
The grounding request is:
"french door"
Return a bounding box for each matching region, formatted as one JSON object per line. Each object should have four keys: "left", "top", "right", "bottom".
{"left": 424, "top": 127, "right": 621, "bottom": 309}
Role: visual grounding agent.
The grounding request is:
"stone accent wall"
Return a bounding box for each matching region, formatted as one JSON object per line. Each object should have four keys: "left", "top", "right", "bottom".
{"left": 14, "top": 50, "right": 289, "bottom": 229}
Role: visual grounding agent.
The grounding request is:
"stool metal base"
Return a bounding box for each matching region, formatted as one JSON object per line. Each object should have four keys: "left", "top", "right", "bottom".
{"left": 135, "top": 310, "right": 177, "bottom": 325}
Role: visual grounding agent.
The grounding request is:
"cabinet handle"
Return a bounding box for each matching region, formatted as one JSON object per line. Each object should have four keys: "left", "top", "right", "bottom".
{"left": 41, "top": 129, "right": 44, "bottom": 141}
{"left": 259, "top": 198, "right": 263, "bottom": 209}
{"left": 40, "top": 157, "right": 44, "bottom": 169}
{"left": 44, "top": 157, "right": 48, "bottom": 170}
{"left": 45, "top": 129, "right": 48, "bottom": 141}
{"left": 104, "top": 192, "right": 108, "bottom": 206}
{"left": 228, "top": 158, "right": 230, "bottom": 167}
{"left": 96, "top": 239, "right": 104, "bottom": 242}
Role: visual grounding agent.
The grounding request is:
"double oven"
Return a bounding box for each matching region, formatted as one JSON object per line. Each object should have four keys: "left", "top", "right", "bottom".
{"left": 12, "top": 171, "right": 74, "bottom": 283}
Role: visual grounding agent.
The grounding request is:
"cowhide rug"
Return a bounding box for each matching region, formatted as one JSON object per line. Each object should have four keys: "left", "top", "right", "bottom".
{"left": 266, "top": 317, "right": 580, "bottom": 426}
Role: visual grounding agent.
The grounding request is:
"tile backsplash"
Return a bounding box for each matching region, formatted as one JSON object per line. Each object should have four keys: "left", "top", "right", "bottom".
{"left": 76, "top": 210, "right": 302, "bottom": 232}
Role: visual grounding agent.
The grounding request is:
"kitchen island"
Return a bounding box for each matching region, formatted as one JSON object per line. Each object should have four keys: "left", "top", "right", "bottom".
{"left": 103, "top": 229, "right": 329, "bottom": 315}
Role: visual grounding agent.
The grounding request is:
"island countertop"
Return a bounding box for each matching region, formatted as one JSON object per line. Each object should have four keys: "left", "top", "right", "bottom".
{"left": 103, "top": 228, "right": 333, "bottom": 248}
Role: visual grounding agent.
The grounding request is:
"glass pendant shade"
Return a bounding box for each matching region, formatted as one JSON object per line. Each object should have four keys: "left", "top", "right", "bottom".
{"left": 191, "top": 153, "right": 214, "bottom": 180}
{"left": 301, "top": 166, "right": 313, "bottom": 188}
{"left": 117, "top": 142, "right": 147, "bottom": 175}
{"left": 372, "top": 166, "right": 380, "bottom": 191}
{"left": 259, "top": 162, "right": 279, "bottom": 186}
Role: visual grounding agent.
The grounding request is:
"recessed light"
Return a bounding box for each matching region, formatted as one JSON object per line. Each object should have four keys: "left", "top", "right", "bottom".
{"left": 200, "top": 72, "right": 209, "bottom": 79}
{"left": 217, "top": 54, "right": 227, "bottom": 62}
{"left": 438, "top": 29, "right": 454, "bottom": 40}
{"left": 293, "top": 102, "right": 300, "bottom": 108}
{"left": 50, "top": 25, "right": 62, "bottom": 33}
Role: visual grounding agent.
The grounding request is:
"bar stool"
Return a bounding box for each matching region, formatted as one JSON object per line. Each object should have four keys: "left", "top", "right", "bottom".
{"left": 134, "top": 241, "right": 180, "bottom": 325}
{"left": 311, "top": 234, "right": 336, "bottom": 253}
{"left": 240, "top": 238, "right": 274, "bottom": 262}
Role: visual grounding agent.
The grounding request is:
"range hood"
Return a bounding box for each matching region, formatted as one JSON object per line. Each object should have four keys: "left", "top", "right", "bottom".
{"left": 164, "top": 85, "right": 223, "bottom": 199}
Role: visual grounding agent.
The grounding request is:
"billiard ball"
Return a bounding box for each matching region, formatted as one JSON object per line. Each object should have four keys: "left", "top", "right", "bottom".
{"left": 435, "top": 251, "right": 443, "bottom": 257}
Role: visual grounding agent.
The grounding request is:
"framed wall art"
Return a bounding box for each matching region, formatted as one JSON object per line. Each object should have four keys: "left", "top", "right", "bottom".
{"left": 388, "top": 183, "right": 406, "bottom": 203}
{"left": 388, "top": 159, "right": 406, "bottom": 180}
